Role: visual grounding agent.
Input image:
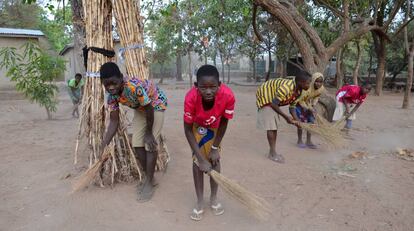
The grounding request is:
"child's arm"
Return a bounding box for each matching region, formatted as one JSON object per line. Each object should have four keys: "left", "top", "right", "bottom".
{"left": 346, "top": 102, "right": 362, "bottom": 118}
{"left": 143, "top": 104, "right": 157, "bottom": 152}
{"left": 209, "top": 118, "right": 229, "bottom": 165}
{"left": 101, "top": 110, "right": 120, "bottom": 150}
{"left": 184, "top": 122, "right": 212, "bottom": 172}
{"left": 270, "top": 98, "right": 298, "bottom": 126}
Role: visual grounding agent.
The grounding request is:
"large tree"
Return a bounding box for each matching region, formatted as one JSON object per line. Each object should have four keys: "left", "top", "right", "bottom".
{"left": 253, "top": 0, "right": 395, "bottom": 78}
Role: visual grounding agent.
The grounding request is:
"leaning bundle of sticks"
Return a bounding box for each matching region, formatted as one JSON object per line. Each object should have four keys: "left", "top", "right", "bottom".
{"left": 112, "top": 0, "right": 170, "bottom": 171}
{"left": 73, "top": 0, "right": 142, "bottom": 192}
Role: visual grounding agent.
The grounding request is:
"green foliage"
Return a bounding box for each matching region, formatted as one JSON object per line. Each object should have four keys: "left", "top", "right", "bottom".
{"left": 0, "top": 42, "right": 65, "bottom": 117}
{"left": 0, "top": 0, "right": 72, "bottom": 52}
{"left": 0, "top": 0, "right": 41, "bottom": 28}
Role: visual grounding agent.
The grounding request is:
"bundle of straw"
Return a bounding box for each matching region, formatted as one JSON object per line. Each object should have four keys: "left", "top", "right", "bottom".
{"left": 208, "top": 170, "right": 271, "bottom": 220}
{"left": 299, "top": 122, "right": 346, "bottom": 148}
{"left": 112, "top": 0, "right": 170, "bottom": 171}
{"left": 72, "top": 146, "right": 113, "bottom": 192}
{"left": 74, "top": 0, "right": 142, "bottom": 189}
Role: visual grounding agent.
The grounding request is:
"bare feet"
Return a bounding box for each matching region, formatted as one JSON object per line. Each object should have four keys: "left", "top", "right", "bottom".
{"left": 137, "top": 180, "right": 156, "bottom": 203}
{"left": 268, "top": 152, "right": 285, "bottom": 163}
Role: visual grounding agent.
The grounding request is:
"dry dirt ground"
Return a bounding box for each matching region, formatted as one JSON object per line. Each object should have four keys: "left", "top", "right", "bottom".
{"left": 1, "top": 84, "right": 414, "bottom": 231}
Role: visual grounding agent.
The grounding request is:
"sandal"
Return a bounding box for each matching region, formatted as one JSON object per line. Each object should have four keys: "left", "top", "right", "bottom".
{"left": 268, "top": 154, "right": 285, "bottom": 163}
{"left": 190, "top": 208, "right": 204, "bottom": 221}
{"left": 211, "top": 203, "right": 224, "bottom": 216}
{"left": 297, "top": 143, "right": 307, "bottom": 148}
{"left": 306, "top": 143, "right": 317, "bottom": 149}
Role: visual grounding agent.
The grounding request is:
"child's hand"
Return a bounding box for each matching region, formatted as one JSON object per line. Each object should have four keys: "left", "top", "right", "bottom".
{"left": 209, "top": 149, "right": 220, "bottom": 166}
{"left": 198, "top": 160, "right": 212, "bottom": 173}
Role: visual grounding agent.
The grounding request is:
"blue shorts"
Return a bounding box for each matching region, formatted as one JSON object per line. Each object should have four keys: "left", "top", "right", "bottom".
{"left": 295, "top": 106, "right": 315, "bottom": 123}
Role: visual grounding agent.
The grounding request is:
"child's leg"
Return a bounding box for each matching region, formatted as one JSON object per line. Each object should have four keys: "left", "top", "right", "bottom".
{"left": 267, "top": 130, "right": 284, "bottom": 163}
{"left": 267, "top": 130, "right": 277, "bottom": 155}
{"left": 306, "top": 115, "right": 315, "bottom": 147}
{"left": 210, "top": 161, "right": 221, "bottom": 205}
{"left": 345, "top": 119, "right": 352, "bottom": 129}
{"left": 297, "top": 127, "right": 303, "bottom": 144}
{"left": 193, "top": 162, "right": 204, "bottom": 210}
{"left": 134, "top": 147, "right": 147, "bottom": 173}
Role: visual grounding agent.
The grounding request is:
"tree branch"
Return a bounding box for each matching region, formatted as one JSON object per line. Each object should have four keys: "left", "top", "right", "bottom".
{"left": 313, "top": 0, "right": 344, "bottom": 20}
{"left": 326, "top": 21, "right": 384, "bottom": 59}
{"left": 280, "top": 0, "right": 326, "bottom": 57}
{"left": 393, "top": 17, "right": 414, "bottom": 37}
{"left": 383, "top": 0, "right": 405, "bottom": 30}
{"left": 252, "top": 3, "right": 264, "bottom": 42}
{"left": 255, "top": 0, "right": 315, "bottom": 72}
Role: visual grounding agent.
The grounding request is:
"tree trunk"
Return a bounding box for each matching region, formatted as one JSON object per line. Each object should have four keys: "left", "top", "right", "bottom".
{"left": 71, "top": 0, "right": 86, "bottom": 75}
{"left": 204, "top": 51, "right": 208, "bottom": 65}
{"left": 375, "top": 38, "right": 386, "bottom": 95}
{"left": 250, "top": 57, "right": 256, "bottom": 82}
{"left": 188, "top": 51, "right": 192, "bottom": 86}
{"left": 219, "top": 52, "right": 225, "bottom": 82}
{"left": 159, "top": 64, "right": 164, "bottom": 84}
{"left": 176, "top": 53, "right": 183, "bottom": 81}
{"left": 335, "top": 48, "right": 344, "bottom": 88}
{"left": 352, "top": 40, "right": 362, "bottom": 85}
{"left": 402, "top": 48, "right": 414, "bottom": 109}
{"left": 46, "top": 108, "right": 52, "bottom": 120}
{"left": 266, "top": 49, "right": 271, "bottom": 81}
{"left": 227, "top": 63, "right": 231, "bottom": 84}
{"left": 368, "top": 48, "right": 373, "bottom": 80}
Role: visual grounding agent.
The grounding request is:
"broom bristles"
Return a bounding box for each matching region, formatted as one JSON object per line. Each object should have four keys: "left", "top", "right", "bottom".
{"left": 299, "top": 122, "right": 346, "bottom": 148}
{"left": 71, "top": 147, "right": 112, "bottom": 193}
{"left": 208, "top": 170, "right": 271, "bottom": 221}
{"left": 71, "top": 161, "right": 103, "bottom": 193}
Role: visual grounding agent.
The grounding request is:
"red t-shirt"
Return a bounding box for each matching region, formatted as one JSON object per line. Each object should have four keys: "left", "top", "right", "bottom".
{"left": 184, "top": 84, "right": 235, "bottom": 128}
{"left": 336, "top": 85, "right": 367, "bottom": 104}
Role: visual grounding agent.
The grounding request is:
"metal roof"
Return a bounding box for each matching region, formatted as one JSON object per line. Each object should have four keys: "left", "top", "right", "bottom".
{"left": 0, "top": 28, "right": 44, "bottom": 37}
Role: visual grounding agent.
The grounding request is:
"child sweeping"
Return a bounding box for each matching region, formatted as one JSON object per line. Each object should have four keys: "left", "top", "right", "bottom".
{"left": 183, "top": 65, "right": 235, "bottom": 221}
{"left": 99, "top": 62, "right": 168, "bottom": 202}
{"left": 290, "top": 72, "right": 325, "bottom": 149}
{"left": 256, "top": 70, "right": 311, "bottom": 163}
{"left": 67, "top": 73, "right": 84, "bottom": 118}
{"left": 332, "top": 83, "right": 372, "bottom": 130}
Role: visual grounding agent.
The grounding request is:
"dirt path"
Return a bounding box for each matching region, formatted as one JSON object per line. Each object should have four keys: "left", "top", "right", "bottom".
{"left": 1, "top": 85, "right": 413, "bottom": 231}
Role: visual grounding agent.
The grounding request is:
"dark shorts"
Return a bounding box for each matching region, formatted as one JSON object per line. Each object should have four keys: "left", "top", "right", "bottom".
{"left": 295, "top": 106, "right": 315, "bottom": 123}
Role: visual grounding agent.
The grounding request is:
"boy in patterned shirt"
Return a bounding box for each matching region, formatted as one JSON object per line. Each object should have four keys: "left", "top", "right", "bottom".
{"left": 99, "top": 62, "right": 168, "bottom": 202}
{"left": 256, "top": 70, "right": 311, "bottom": 163}
{"left": 183, "top": 65, "right": 235, "bottom": 221}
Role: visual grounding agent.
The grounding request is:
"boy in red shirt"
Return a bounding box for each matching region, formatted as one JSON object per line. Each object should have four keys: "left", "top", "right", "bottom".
{"left": 332, "top": 83, "right": 372, "bottom": 129}
{"left": 183, "top": 65, "right": 235, "bottom": 221}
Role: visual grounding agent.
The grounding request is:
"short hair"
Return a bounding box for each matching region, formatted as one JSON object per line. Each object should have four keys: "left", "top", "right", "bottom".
{"left": 75, "top": 73, "right": 82, "bottom": 78}
{"left": 196, "top": 65, "right": 219, "bottom": 82}
{"left": 100, "top": 62, "right": 122, "bottom": 79}
{"left": 295, "top": 69, "right": 311, "bottom": 82}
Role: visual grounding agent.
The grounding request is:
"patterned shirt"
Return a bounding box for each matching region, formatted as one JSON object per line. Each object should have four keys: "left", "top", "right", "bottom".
{"left": 107, "top": 78, "right": 167, "bottom": 111}
{"left": 256, "top": 78, "right": 301, "bottom": 108}
{"left": 184, "top": 84, "right": 235, "bottom": 128}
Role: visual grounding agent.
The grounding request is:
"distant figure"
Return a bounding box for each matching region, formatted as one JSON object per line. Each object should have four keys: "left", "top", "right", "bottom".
{"left": 67, "top": 73, "right": 84, "bottom": 118}
{"left": 332, "top": 83, "right": 372, "bottom": 131}
{"left": 290, "top": 72, "right": 325, "bottom": 149}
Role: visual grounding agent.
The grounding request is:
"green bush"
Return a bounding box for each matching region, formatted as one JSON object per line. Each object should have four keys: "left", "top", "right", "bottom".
{"left": 0, "top": 42, "right": 65, "bottom": 119}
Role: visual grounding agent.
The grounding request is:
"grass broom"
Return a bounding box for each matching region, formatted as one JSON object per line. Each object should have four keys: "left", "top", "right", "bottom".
{"left": 197, "top": 164, "right": 271, "bottom": 220}
{"left": 72, "top": 146, "right": 112, "bottom": 193}
{"left": 299, "top": 122, "right": 346, "bottom": 148}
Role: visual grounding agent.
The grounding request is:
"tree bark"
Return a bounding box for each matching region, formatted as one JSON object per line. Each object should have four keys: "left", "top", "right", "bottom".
{"left": 227, "top": 64, "right": 231, "bottom": 84}
{"left": 352, "top": 40, "right": 362, "bottom": 85}
{"left": 251, "top": 57, "right": 256, "bottom": 82}
{"left": 374, "top": 36, "right": 386, "bottom": 95}
{"left": 335, "top": 48, "right": 344, "bottom": 88}
{"left": 188, "top": 51, "right": 192, "bottom": 86}
{"left": 219, "top": 52, "right": 225, "bottom": 82}
{"left": 71, "top": 0, "right": 85, "bottom": 75}
{"left": 176, "top": 53, "right": 183, "bottom": 81}
{"left": 402, "top": 48, "right": 414, "bottom": 109}
{"left": 266, "top": 49, "right": 272, "bottom": 81}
